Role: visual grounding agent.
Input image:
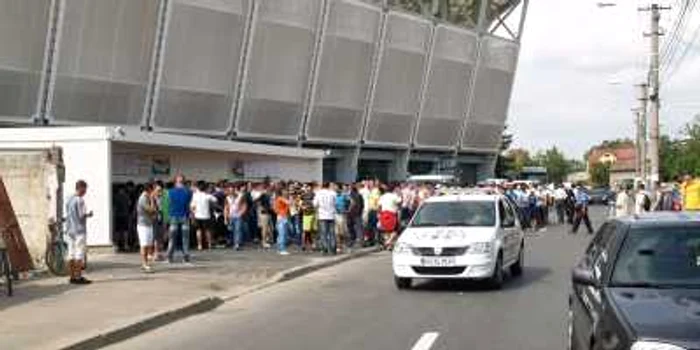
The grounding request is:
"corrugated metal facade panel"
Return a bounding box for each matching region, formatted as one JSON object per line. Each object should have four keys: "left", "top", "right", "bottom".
{"left": 0, "top": 0, "right": 49, "bottom": 121}
{"left": 236, "top": 0, "right": 321, "bottom": 137}
{"left": 461, "top": 35, "right": 518, "bottom": 150}
{"left": 415, "top": 25, "right": 477, "bottom": 148}
{"left": 154, "top": 0, "right": 249, "bottom": 132}
{"left": 306, "top": 0, "right": 381, "bottom": 141}
{"left": 2, "top": 0, "right": 522, "bottom": 171}
{"left": 53, "top": 0, "right": 158, "bottom": 125}
{"left": 365, "top": 12, "right": 430, "bottom": 145}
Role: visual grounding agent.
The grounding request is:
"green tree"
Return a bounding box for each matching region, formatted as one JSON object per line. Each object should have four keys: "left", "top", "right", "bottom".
{"left": 660, "top": 135, "right": 680, "bottom": 181}
{"left": 533, "top": 147, "right": 571, "bottom": 183}
{"left": 507, "top": 148, "right": 532, "bottom": 174}
{"left": 659, "top": 115, "right": 700, "bottom": 180}
{"left": 590, "top": 162, "right": 611, "bottom": 187}
{"left": 568, "top": 159, "right": 586, "bottom": 172}
{"left": 494, "top": 125, "right": 514, "bottom": 178}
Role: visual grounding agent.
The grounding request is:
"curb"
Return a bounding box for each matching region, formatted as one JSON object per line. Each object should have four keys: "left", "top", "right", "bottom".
{"left": 221, "top": 246, "right": 380, "bottom": 302}
{"left": 58, "top": 297, "right": 224, "bottom": 350}
{"left": 56, "top": 246, "right": 380, "bottom": 350}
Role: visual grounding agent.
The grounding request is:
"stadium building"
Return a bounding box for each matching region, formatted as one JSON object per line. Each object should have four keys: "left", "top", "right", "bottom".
{"left": 0, "top": 0, "right": 528, "bottom": 184}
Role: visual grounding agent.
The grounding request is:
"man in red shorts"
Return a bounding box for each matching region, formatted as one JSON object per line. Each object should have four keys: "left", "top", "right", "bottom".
{"left": 378, "top": 185, "right": 402, "bottom": 250}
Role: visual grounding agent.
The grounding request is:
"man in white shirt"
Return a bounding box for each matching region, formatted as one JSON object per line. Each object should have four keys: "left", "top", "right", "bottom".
{"left": 313, "top": 182, "right": 337, "bottom": 255}
{"left": 65, "top": 180, "right": 93, "bottom": 284}
{"left": 191, "top": 182, "right": 216, "bottom": 250}
{"left": 400, "top": 184, "right": 417, "bottom": 225}
{"left": 359, "top": 181, "right": 371, "bottom": 229}
{"left": 615, "top": 184, "right": 633, "bottom": 218}
{"left": 634, "top": 183, "right": 651, "bottom": 215}
{"left": 554, "top": 185, "right": 568, "bottom": 224}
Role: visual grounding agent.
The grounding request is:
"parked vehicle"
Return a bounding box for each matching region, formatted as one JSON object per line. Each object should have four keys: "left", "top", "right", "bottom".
{"left": 568, "top": 213, "right": 700, "bottom": 350}
{"left": 587, "top": 187, "right": 613, "bottom": 205}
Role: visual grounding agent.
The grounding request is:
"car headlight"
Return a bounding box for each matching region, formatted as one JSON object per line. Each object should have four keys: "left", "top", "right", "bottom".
{"left": 469, "top": 242, "right": 493, "bottom": 254}
{"left": 631, "top": 341, "right": 686, "bottom": 350}
{"left": 393, "top": 242, "right": 413, "bottom": 255}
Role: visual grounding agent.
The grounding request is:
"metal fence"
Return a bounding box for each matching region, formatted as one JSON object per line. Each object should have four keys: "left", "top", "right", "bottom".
{"left": 0, "top": 0, "right": 523, "bottom": 155}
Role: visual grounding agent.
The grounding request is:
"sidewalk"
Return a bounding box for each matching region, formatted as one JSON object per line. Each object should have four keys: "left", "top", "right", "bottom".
{"left": 0, "top": 247, "right": 378, "bottom": 350}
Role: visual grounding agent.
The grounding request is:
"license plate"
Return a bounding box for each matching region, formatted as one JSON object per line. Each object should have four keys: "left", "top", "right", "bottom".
{"left": 420, "top": 257, "right": 456, "bottom": 267}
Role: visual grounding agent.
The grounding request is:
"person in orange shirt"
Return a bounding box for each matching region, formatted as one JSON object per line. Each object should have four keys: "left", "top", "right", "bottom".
{"left": 274, "top": 189, "right": 291, "bottom": 255}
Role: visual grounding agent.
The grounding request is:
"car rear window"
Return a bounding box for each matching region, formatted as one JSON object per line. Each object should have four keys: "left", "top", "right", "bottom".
{"left": 410, "top": 201, "right": 496, "bottom": 228}
{"left": 611, "top": 226, "right": 700, "bottom": 287}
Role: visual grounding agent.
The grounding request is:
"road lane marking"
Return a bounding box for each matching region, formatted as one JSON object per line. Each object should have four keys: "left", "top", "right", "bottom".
{"left": 411, "top": 332, "right": 439, "bottom": 350}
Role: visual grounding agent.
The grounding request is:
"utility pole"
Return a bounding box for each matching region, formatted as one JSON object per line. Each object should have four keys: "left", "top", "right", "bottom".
{"left": 636, "top": 83, "right": 648, "bottom": 182}
{"left": 640, "top": 3, "right": 670, "bottom": 188}
{"left": 633, "top": 108, "right": 642, "bottom": 178}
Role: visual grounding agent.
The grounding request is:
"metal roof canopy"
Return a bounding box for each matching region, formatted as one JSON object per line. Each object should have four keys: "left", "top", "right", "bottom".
{"left": 0, "top": 126, "right": 324, "bottom": 160}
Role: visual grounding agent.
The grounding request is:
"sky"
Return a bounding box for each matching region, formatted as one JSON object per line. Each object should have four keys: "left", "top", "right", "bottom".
{"left": 508, "top": 0, "right": 700, "bottom": 159}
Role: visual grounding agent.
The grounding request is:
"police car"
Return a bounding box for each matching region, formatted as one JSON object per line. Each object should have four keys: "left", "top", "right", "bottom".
{"left": 392, "top": 192, "right": 525, "bottom": 289}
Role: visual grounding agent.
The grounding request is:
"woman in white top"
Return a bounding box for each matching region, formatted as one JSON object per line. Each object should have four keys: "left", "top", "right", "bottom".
{"left": 379, "top": 186, "right": 402, "bottom": 250}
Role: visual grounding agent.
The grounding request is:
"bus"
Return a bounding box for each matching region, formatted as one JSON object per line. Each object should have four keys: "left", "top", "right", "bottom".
{"left": 518, "top": 166, "right": 547, "bottom": 184}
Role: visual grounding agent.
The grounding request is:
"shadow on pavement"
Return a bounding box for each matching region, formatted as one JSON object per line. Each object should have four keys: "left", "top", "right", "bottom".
{"left": 0, "top": 282, "right": 77, "bottom": 312}
{"left": 408, "top": 266, "right": 553, "bottom": 293}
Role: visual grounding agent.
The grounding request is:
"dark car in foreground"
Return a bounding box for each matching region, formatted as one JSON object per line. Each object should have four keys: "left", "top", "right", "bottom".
{"left": 568, "top": 213, "right": 700, "bottom": 350}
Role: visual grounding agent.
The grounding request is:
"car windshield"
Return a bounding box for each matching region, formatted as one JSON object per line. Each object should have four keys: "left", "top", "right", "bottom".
{"left": 611, "top": 226, "right": 700, "bottom": 288}
{"left": 410, "top": 201, "right": 496, "bottom": 227}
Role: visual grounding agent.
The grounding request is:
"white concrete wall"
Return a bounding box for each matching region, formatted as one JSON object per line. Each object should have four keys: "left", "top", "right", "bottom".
{"left": 112, "top": 143, "right": 322, "bottom": 183}
{"left": 0, "top": 127, "right": 323, "bottom": 249}
{"left": 61, "top": 140, "right": 111, "bottom": 246}
{"left": 610, "top": 171, "right": 636, "bottom": 188}
{"left": 0, "top": 140, "right": 112, "bottom": 247}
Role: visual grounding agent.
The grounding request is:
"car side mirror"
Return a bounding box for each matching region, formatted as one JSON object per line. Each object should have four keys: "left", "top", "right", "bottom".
{"left": 572, "top": 267, "right": 599, "bottom": 287}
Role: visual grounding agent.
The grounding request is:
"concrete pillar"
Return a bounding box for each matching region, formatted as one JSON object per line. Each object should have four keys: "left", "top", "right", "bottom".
{"left": 388, "top": 149, "right": 410, "bottom": 182}
{"left": 476, "top": 156, "right": 497, "bottom": 182}
{"left": 334, "top": 148, "right": 360, "bottom": 183}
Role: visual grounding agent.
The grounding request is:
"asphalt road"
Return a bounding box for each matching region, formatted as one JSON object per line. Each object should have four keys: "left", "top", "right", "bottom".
{"left": 106, "top": 209, "right": 606, "bottom": 350}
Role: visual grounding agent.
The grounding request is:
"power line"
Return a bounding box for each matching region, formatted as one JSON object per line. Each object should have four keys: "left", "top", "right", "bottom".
{"left": 660, "top": 0, "right": 695, "bottom": 70}
{"left": 663, "top": 0, "right": 700, "bottom": 82}
{"left": 664, "top": 19, "right": 700, "bottom": 85}
{"left": 664, "top": 0, "right": 699, "bottom": 66}
{"left": 660, "top": 0, "right": 688, "bottom": 54}
{"left": 660, "top": 0, "right": 689, "bottom": 59}
{"left": 660, "top": 0, "right": 697, "bottom": 73}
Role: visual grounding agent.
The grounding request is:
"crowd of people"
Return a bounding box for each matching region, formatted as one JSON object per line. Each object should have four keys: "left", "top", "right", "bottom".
{"left": 77, "top": 173, "right": 697, "bottom": 278}
{"left": 482, "top": 179, "right": 688, "bottom": 235}
{"left": 612, "top": 174, "right": 700, "bottom": 215}
{"left": 112, "top": 176, "right": 437, "bottom": 272}
{"left": 494, "top": 183, "right": 596, "bottom": 234}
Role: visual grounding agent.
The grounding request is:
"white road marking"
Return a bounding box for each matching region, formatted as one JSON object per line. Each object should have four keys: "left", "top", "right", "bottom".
{"left": 411, "top": 332, "right": 439, "bottom": 350}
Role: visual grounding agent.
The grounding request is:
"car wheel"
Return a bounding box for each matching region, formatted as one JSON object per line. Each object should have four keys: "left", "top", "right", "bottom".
{"left": 488, "top": 253, "right": 504, "bottom": 289}
{"left": 510, "top": 243, "right": 524, "bottom": 277}
{"left": 394, "top": 276, "right": 412, "bottom": 290}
